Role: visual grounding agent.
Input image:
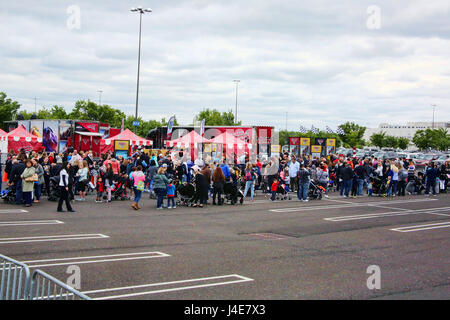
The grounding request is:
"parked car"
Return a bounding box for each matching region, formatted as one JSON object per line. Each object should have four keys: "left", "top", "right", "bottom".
{"left": 414, "top": 154, "right": 440, "bottom": 168}
{"left": 435, "top": 154, "right": 450, "bottom": 166}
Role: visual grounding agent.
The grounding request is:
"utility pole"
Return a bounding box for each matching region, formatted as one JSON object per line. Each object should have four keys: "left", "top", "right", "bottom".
{"left": 34, "top": 97, "right": 38, "bottom": 113}
{"left": 431, "top": 104, "right": 437, "bottom": 129}
{"left": 98, "top": 90, "right": 103, "bottom": 105}
{"left": 233, "top": 80, "right": 240, "bottom": 124}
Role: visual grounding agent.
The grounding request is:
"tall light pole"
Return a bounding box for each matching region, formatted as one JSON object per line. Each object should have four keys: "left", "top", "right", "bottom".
{"left": 233, "top": 80, "right": 240, "bottom": 124}
{"left": 131, "top": 6, "right": 152, "bottom": 133}
{"left": 98, "top": 90, "right": 103, "bottom": 105}
{"left": 33, "top": 97, "right": 38, "bottom": 114}
{"left": 431, "top": 104, "right": 437, "bottom": 129}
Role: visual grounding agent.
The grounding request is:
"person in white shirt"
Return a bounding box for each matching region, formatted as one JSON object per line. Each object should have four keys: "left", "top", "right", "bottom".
{"left": 288, "top": 156, "right": 300, "bottom": 192}
{"left": 57, "top": 162, "right": 75, "bottom": 213}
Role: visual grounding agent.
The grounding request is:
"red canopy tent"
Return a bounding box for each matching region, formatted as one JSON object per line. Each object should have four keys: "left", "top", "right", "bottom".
{"left": 0, "top": 125, "right": 43, "bottom": 153}
{"left": 210, "top": 131, "right": 252, "bottom": 157}
{"left": 165, "top": 131, "right": 212, "bottom": 160}
{"left": 100, "top": 129, "right": 153, "bottom": 154}
{"left": 0, "top": 129, "right": 6, "bottom": 136}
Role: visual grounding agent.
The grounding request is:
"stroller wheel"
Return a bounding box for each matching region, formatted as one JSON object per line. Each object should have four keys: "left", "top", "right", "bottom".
{"left": 239, "top": 198, "right": 244, "bottom": 205}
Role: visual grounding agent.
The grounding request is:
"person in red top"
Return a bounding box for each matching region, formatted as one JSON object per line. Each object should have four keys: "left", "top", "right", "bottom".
{"left": 270, "top": 179, "right": 279, "bottom": 201}
{"left": 104, "top": 156, "right": 120, "bottom": 176}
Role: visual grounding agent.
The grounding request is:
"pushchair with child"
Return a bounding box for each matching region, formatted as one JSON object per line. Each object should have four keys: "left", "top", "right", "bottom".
{"left": 371, "top": 176, "right": 387, "bottom": 196}
{"left": 1, "top": 184, "right": 16, "bottom": 204}
{"left": 176, "top": 182, "right": 196, "bottom": 206}
{"left": 308, "top": 181, "right": 324, "bottom": 200}
{"left": 223, "top": 181, "right": 244, "bottom": 205}
{"left": 47, "top": 176, "right": 61, "bottom": 202}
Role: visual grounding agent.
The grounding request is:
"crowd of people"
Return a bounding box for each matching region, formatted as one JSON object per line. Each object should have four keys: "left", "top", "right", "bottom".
{"left": 1, "top": 148, "right": 449, "bottom": 212}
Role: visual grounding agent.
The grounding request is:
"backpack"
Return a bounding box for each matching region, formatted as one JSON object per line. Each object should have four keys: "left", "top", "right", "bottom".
{"left": 136, "top": 180, "right": 145, "bottom": 191}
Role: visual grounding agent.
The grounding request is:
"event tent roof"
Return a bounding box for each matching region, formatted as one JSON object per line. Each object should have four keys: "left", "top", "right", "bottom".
{"left": 0, "top": 128, "right": 6, "bottom": 136}
{"left": 1, "top": 125, "right": 42, "bottom": 142}
{"left": 210, "top": 131, "right": 252, "bottom": 150}
{"left": 165, "top": 130, "right": 211, "bottom": 148}
{"left": 102, "top": 128, "right": 153, "bottom": 146}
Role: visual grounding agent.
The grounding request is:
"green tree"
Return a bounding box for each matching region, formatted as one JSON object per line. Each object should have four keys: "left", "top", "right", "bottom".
{"left": 0, "top": 92, "right": 21, "bottom": 125}
{"left": 370, "top": 132, "right": 386, "bottom": 148}
{"left": 397, "top": 137, "right": 410, "bottom": 150}
{"left": 412, "top": 129, "right": 437, "bottom": 150}
{"left": 432, "top": 128, "right": 450, "bottom": 151}
{"left": 68, "top": 100, "right": 126, "bottom": 128}
{"left": 384, "top": 135, "right": 399, "bottom": 149}
{"left": 194, "top": 108, "right": 241, "bottom": 126}
{"left": 337, "top": 122, "right": 366, "bottom": 148}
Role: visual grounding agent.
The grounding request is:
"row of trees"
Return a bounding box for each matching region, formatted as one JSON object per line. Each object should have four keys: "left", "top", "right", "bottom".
{"left": 369, "top": 132, "right": 410, "bottom": 150}
{"left": 0, "top": 92, "right": 179, "bottom": 137}
{"left": 412, "top": 128, "right": 450, "bottom": 151}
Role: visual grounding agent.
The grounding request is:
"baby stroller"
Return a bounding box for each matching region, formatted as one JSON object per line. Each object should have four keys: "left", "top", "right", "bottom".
{"left": 308, "top": 181, "right": 324, "bottom": 200}
{"left": 406, "top": 175, "right": 425, "bottom": 195}
{"left": 112, "top": 180, "right": 129, "bottom": 201}
{"left": 223, "top": 181, "right": 244, "bottom": 205}
{"left": 1, "top": 185, "right": 16, "bottom": 204}
{"left": 47, "top": 176, "right": 61, "bottom": 202}
{"left": 275, "top": 183, "right": 292, "bottom": 200}
{"left": 371, "top": 176, "right": 387, "bottom": 196}
{"left": 176, "top": 183, "right": 196, "bottom": 207}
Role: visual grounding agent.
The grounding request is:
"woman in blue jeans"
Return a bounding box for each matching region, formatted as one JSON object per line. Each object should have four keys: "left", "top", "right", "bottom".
{"left": 153, "top": 167, "right": 169, "bottom": 209}
{"left": 387, "top": 162, "right": 399, "bottom": 197}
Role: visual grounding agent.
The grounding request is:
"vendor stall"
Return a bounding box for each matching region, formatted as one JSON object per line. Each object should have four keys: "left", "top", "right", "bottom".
{"left": 100, "top": 129, "right": 153, "bottom": 157}
{"left": 0, "top": 125, "right": 43, "bottom": 153}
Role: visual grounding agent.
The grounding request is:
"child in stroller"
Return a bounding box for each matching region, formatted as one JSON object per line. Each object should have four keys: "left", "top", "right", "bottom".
{"left": 371, "top": 176, "right": 387, "bottom": 196}
{"left": 1, "top": 184, "right": 16, "bottom": 204}
{"left": 308, "top": 180, "right": 325, "bottom": 200}
{"left": 47, "top": 175, "right": 61, "bottom": 202}
{"left": 176, "top": 182, "right": 196, "bottom": 207}
{"left": 406, "top": 172, "right": 425, "bottom": 195}
{"left": 223, "top": 180, "right": 244, "bottom": 205}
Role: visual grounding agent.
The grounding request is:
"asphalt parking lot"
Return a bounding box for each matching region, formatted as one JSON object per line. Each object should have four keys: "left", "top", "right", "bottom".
{"left": 0, "top": 192, "right": 449, "bottom": 300}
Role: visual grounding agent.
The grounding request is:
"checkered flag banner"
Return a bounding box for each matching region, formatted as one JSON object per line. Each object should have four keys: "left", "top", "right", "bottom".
{"left": 299, "top": 125, "right": 308, "bottom": 133}
{"left": 326, "top": 126, "right": 334, "bottom": 134}
{"left": 311, "top": 125, "right": 319, "bottom": 134}
{"left": 336, "top": 126, "right": 345, "bottom": 135}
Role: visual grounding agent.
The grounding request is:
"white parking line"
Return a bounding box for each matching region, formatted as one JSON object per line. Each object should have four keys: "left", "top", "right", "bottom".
{"left": 0, "top": 220, "right": 64, "bottom": 227}
{"left": 22, "top": 251, "right": 170, "bottom": 268}
{"left": 0, "top": 209, "right": 29, "bottom": 213}
{"left": 83, "top": 274, "right": 254, "bottom": 300}
{"left": 270, "top": 198, "right": 438, "bottom": 213}
{"left": 324, "top": 207, "right": 450, "bottom": 222}
{"left": 0, "top": 234, "right": 109, "bottom": 244}
{"left": 390, "top": 221, "right": 450, "bottom": 232}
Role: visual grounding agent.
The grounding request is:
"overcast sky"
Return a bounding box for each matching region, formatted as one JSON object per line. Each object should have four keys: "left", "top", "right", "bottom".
{"left": 1, "top": 0, "right": 449, "bottom": 130}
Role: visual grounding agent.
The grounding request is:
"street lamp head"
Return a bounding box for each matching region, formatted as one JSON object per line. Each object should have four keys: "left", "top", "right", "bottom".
{"left": 130, "top": 7, "right": 138, "bottom": 12}
{"left": 144, "top": 8, "right": 152, "bottom": 12}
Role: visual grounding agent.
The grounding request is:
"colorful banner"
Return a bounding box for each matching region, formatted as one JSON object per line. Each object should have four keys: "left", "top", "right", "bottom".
{"left": 114, "top": 140, "right": 130, "bottom": 151}
{"left": 289, "top": 137, "right": 300, "bottom": 146}
{"left": 326, "top": 138, "right": 336, "bottom": 147}
{"left": 300, "top": 137, "right": 310, "bottom": 146}
{"left": 18, "top": 120, "right": 30, "bottom": 132}
{"left": 30, "top": 120, "right": 43, "bottom": 138}
{"left": 200, "top": 118, "right": 205, "bottom": 137}
{"left": 167, "top": 116, "right": 175, "bottom": 140}
{"left": 75, "top": 122, "right": 98, "bottom": 133}
{"left": 315, "top": 138, "right": 327, "bottom": 157}
{"left": 59, "top": 120, "right": 73, "bottom": 141}
{"left": 311, "top": 145, "right": 322, "bottom": 153}
{"left": 271, "top": 145, "right": 281, "bottom": 153}
{"left": 326, "top": 138, "right": 336, "bottom": 155}
{"left": 43, "top": 120, "right": 59, "bottom": 152}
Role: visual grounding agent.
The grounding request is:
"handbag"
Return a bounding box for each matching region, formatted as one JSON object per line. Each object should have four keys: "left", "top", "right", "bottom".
{"left": 25, "top": 174, "right": 39, "bottom": 182}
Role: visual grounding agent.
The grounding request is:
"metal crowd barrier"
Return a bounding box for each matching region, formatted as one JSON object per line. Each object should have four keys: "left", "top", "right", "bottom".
{"left": 0, "top": 254, "right": 30, "bottom": 300}
{"left": 0, "top": 254, "right": 90, "bottom": 300}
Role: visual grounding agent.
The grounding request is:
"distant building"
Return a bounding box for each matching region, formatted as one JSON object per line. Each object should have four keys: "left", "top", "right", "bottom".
{"left": 364, "top": 121, "right": 450, "bottom": 142}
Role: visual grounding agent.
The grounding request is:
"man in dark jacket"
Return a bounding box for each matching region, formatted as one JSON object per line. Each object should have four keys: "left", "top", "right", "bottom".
{"left": 297, "top": 164, "right": 311, "bottom": 201}
{"left": 341, "top": 162, "right": 354, "bottom": 198}
{"left": 8, "top": 159, "right": 26, "bottom": 205}
{"left": 425, "top": 163, "right": 438, "bottom": 196}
